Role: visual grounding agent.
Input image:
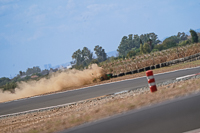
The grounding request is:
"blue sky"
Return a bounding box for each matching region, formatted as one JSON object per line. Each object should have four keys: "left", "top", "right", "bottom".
{"left": 0, "top": 0, "right": 200, "bottom": 78}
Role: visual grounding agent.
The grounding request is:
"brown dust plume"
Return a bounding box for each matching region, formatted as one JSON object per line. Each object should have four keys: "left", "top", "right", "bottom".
{"left": 0, "top": 64, "right": 106, "bottom": 103}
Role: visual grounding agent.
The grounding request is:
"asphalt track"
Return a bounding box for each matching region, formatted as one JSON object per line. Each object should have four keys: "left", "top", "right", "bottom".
{"left": 62, "top": 91, "right": 200, "bottom": 133}
{"left": 0, "top": 66, "right": 200, "bottom": 116}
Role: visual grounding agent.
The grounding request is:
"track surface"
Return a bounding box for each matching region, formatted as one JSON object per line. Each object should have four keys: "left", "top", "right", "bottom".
{"left": 62, "top": 91, "right": 200, "bottom": 133}
{"left": 0, "top": 67, "right": 200, "bottom": 115}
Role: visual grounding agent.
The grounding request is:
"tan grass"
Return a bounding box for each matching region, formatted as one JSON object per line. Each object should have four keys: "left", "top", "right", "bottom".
{"left": 1, "top": 77, "right": 200, "bottom": 133}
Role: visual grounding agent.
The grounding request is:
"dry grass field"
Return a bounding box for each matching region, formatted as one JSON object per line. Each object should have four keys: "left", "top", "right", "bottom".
{"left": 101, "top": 43, "right": 200, "bottom": 75}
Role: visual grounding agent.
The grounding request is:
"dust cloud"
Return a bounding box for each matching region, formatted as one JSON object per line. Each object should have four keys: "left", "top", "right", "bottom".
{"left": 0, "top": 64, "right": 106, "bottom": 103}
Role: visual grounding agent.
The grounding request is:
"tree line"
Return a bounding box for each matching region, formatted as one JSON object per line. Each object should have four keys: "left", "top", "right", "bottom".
{"left": 71, "top": 45, "right": 107, "bottom": 69}
{"left": 19, "top": 66, "right": 41, "bottom": 76}
{"left": 117, "top": 32, "right": 161, "bottom": 57}
{"left": 0, "top": 66, "right": 43, "bottom": 91}
{"left": 118, "top": 29, "right": 199, "bottom": 58}
{"left": 71, "top": 29, "right": 199, "bottom": 68}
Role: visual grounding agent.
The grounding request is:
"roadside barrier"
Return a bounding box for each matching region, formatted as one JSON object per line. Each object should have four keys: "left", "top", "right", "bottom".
{"left": 146, "top": 70, "right": 157, "bottom": 92}
{"left": 110, "top": 52, "right": 200, "bottom": 78}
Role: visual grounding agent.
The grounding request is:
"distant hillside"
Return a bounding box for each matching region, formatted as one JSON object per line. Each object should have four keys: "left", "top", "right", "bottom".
{"left": 52, "top": 62, "right": 71, "bottom": 69}
{"left": 107, "top": 50, "right": 118, "bottom": 57}
{"left": 196, "top": 28, "right": 200, "bottom": 32}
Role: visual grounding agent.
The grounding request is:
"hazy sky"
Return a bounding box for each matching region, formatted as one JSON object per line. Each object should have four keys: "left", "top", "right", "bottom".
{"left": 0, "top": 0, "right": 200, "bottom": 78}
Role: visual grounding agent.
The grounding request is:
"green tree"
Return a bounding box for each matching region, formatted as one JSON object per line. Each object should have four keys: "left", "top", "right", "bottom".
{"left": 90, "top": 59, "right": 99, "bottom": 64}
{"left": 25, "top": 66, "right": 41, "bottom": 75}
{"left": 94, "top": 45, "right": 107, "bottom": 62}
{"left": 190, "top": 29, "right": 198, "bottom": 43}
{"left": 135, "top": 48, "right": 140, "bottom": 54}
{"left": 127, "top": 50, "right": 136, "bottom": 57}
{"left": 143, "top": 43, "right": 151, "bottom": 54}
{"left": 19, "top": 71, "right": 22, "bottom": 76}
{"left": 162, "top": 36, "right": 180, "bottom": 49}
{"left": 117, "top": 36, "right": 129, "bottom": 56}
{"left": 147, "top": 38, "right": 152, "bottom": 51}
{"left": 140, "top": 43, "right": 143, "bottom": 54}
{"left": 197, "top": 32, "right": 200, "bottom": 42}
{"left": 153, "top": 44, "right": 164, "bottom": 51}
{"left": 133, "top": 34, "right": 140, "bottom": 48}
{"left": 33, "top": 66, "right": 41, "bottom": 73}
{"left": 140, "top": 33, "right": 160, "bottom": 46}
{"left": 151, "top": 49, "right": 159, "bottom": 52}
{"left": 128, "top": 34, "right": 134, "bottom": 49}
{"left": 82, "top": 47, "right": 93, "bottom": 66}
{"left": 72, "top": 47, "right": 93, "bottom": 68}
{"left": 178, "top": 39, "right": 191, "bottom": 46}
{"left": 117, "top": 33, "right": 160, "bottom": 56}
{"left": 154, "top": 32, "right": 188, "bottom": 51}
{"left": 177, "top": 32, "right": 188, "bottom": 41}
{"left": 0, "top": 77, "right": 11, "bottom": 86}
{"left": 2, "top": 82, "right": 17, "bottom": 91}
{"left": 72, "top": 49, "right": 82, "bottom": 66}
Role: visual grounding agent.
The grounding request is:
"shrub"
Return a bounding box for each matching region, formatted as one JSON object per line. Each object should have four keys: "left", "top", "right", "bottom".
{"left": 190, "top": 29, "right": 198, "bottom": 43}
{"left": 127, "top": 50, "right": 136, "bottom": 58}
{"left": 178, "top": 40, "right": 191, "bottom": 46}
{"left": 151, "top": 49, "right": 159, "bottom": 52}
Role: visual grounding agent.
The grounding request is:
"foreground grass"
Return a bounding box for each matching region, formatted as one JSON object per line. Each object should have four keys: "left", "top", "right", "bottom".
{"left": 1, "top": 76, "right": 200, "bottom": 133}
